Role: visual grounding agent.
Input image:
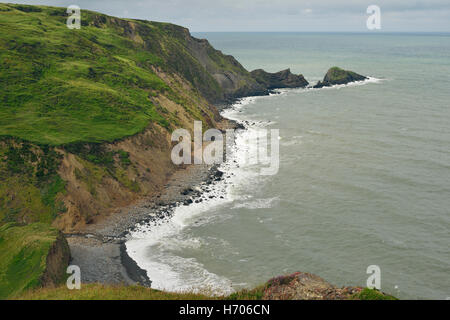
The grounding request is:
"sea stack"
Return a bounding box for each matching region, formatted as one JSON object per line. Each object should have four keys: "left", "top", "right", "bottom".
{"left": 313, "top": 67, "right": 367, "bottom": 88}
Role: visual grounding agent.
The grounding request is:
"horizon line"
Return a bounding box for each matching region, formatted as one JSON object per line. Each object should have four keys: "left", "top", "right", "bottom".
{"left": 191, "top": 31, "right": 450, "bottom": 34}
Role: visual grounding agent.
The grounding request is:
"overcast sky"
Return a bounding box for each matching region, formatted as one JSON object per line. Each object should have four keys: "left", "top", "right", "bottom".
{"left": 3, "top": 0, "right": 450, "bottom": 32}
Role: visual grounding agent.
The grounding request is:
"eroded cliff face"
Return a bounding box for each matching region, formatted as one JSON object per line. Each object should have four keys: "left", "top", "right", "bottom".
{"left": 0, "top": 5, "right": 310, "bottom": 232}
{"left": 54, "top": 125, "right": 174, "bottom": 231}
{"left": 184, "top": 36, "right": 269, "bottom": 101}
{"left": 99, "top": 15, "right": 304, "bottom": 102}
{"left": 0, "top": 223, "right": 70, "bottom": 298}
{"left": 83, "top": 14, "right": 268, "bottom": 103}
{"left": 54, "top": 70, "right": 220, "bottom": 232}
{"left": 39, "top": 231, "right": 70, "bottom": 287}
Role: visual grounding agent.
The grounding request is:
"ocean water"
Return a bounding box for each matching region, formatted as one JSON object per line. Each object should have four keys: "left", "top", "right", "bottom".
{"left": 126, "top": 33, "right": 450, "bottom": 299}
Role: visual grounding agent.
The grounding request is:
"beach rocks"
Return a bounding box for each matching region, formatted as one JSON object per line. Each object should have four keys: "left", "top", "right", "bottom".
{"left": 313, "top": 67, "right": 367, "bottom": 88}
{"left": 181, "top": 187, "right": 193, "bottom": 195}
{"left": 214, "top": 170, "right": 224, "bottom": 180}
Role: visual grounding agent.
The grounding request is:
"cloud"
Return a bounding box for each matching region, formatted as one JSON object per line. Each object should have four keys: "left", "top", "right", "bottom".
{"left": 2, "top": 0, "right": 450, "bottom": 32}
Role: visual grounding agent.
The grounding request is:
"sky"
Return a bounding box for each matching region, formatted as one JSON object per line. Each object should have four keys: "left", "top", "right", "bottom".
{"left": 2, "top": 0, "right": 450, "bottom": 32}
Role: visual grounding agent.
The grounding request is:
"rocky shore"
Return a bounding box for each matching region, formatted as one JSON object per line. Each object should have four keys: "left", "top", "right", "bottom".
{"left": 65, "top": 109, "right": 242, "bottom": 287}
{"left": 64, "top": 66, "right": 369, "bottom": 289}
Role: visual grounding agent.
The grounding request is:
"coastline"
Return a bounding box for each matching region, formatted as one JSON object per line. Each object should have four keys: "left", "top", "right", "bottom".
{"left": 66, "top": 115, "right": 240, "bottom": 287}
{"left": 65, "top": 80, "right": 378, "bottom": 289}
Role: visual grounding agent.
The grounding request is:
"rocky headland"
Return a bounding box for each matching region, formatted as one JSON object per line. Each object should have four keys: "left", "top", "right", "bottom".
{"left": 250, "top": 68, "right": 309, "bottom": 90}
{"left": 0, "top": 4, "right": 383, "bottom": 300}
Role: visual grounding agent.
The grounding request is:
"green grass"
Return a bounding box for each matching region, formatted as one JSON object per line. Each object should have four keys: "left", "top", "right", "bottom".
{"left": 16, "top": 284, "right": 219, "bottom": 300}
{"left": 0, "top": 4, "right": 219, "bottom": 145}
{"left": 0, "top": 3, "right": 231, "bottom": 225}
{"left": 353, "top": 288, "right": 398, "bottom": 300}
{"left": 227, "top": 285, "right": 266, "bottom": 300}
{"left": 14, "top": 284, "right": 399, "bottom": 300}
{"left": 0, "top": 222, "right": 62, "bottom": 299}
{"left": 0, "top": 140, "right": 67, "bottom": 224}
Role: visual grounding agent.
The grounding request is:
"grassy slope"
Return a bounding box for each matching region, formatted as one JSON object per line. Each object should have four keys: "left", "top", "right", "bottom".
{"left": 0, "top": 222, "right": 63, "bottom": 299}
{"left": 0, "top": 4, "right": 227, "bottom": 226}
{"left": 15, "top": 283, "right": 396, "bottom": 300}
{"left": 0, "top": 4, "right": 223, "bottom": 145}
{"left": 0, "top": 4, "right": 163, "bottom": 145}
{"left": 16, "top": 284, "right": 217, "bottom": 300}
{"left": 0, "top": 5, "right": 400, "bottom": 301}
{"left": 0, "top": 139, "right": 67, "bottom": 225}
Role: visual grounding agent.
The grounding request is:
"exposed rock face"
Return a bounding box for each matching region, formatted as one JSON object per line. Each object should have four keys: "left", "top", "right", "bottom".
{"left": 39, "top": 231, "right": 71, "bottom": 288}
{"left": 172, "top": 29, "right": 269, "bottom": 102}
{"left": 250, "top": 69, "right": 309, "bottom": 90}
{"left": 314, "top": 67, "right": 367, "bottom": 88}
{"left": 158, "top": 26, "right": 308, "bottom": 101}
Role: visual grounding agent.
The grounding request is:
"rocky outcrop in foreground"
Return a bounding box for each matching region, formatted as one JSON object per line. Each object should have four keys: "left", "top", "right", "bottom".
{"left": 232, "top": 272, "right": 397, "bottom": 300}
{"left": 263, "top": 272, "right": 362, "bottom": 300}
{"left": 250, "top": 69, "right": 309, "bottom": 90}
{"left": 314, "top": 67, "right": 367, "bottom": 88}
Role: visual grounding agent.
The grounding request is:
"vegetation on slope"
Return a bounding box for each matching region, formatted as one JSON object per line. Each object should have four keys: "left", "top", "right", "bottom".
{"left": 14, "top": 282, "right": 396, "bottom": 300}
{"left": 353, "top": 288, "right": 398, "bottom": 300}
{"left": 0, "top": 3, "right": 265, "bottom": 146}
{"left": 0, "top": 139, "right": 67, "bottom": 225}
{"left": 0, "top": 222, "right": 70, "bottom": 299}
{"left": 16, "top": 284, "right": 217, "bottom": 300}
{"left": 0, "top": 3, "right": 228, "bottom": 228}
{"left": 1, "top": 4, "right": 186, "bottom": 145}
{"left": 0, "top": 5, "right": 396, "bottom": 301}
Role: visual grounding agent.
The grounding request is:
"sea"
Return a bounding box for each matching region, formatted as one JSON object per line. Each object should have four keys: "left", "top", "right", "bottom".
{"left": 126, "top": 33, "right": 450, "bottom": 299}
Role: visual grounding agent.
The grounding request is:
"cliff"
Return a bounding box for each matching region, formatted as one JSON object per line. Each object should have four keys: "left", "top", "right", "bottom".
{"left": 0, "top": 223, "right": 70, "bottom": 299}
{"left": 0, "top": 4, "right": 309, "bottom": 231}
{"left": 0, "top": 4, "right": 386, "bottom": 301}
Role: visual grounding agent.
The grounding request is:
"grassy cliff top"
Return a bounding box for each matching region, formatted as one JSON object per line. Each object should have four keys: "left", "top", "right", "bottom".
{"left": 1, "top": 4, "right": 167, "bottom": 144}
{"left": 0, "top": 4, "right": 245, "bottom": 145}
{"left": 0, "top": 222, "right": 62, "bottom": 299}
{"left": 14, "top": 282, "right": 396, "bottom": 300}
